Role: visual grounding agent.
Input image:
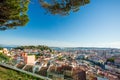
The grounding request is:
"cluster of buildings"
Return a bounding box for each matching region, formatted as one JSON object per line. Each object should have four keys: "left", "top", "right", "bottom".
{"left": 0, "top": 47, "right": 120, "bottom": 80}
{"left": 75, "top": 49, "right": 120, "bottom": 80}
{"left": 0, "top": 48, "right": 9, "bottom": 55}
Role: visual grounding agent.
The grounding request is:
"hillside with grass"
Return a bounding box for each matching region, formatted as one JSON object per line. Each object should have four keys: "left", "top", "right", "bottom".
{"left": 0, "top": 66, "right": 43, "bottom": 80}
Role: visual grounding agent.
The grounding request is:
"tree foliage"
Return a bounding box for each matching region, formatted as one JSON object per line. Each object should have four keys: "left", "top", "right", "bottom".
{"left": 0, "top": 53, "right": 9, "bottom": 61}
{"left": 0, "top": 0, "right": 90, "bottom": 30}
{"left": 14, "top": 45, "right": 52, "bottom": 52}
{"left": 39, "top": 0, "right": 90, "bottom": 15}
{"left": 0, "top": 0, "right": 29, "bottom": 30}
{"left": 107, "top": 58, "right": 115, "bottom": 63}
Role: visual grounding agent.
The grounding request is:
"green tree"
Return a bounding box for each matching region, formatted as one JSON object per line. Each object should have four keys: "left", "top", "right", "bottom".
{"left": 0, "top": 0, "right": 90, "bottom": 30}
{"left": 0, "top": 0, "right": 29, "bottom": 30}
{"left": 14, "top": 45, "right": 52, "bottom": 52}
{"left": 39, "top": 0, "right": 90, "bottom": 15}
{"left": 107, "top": 58, "right": 115, "bottom": 63}
{"left": 0, "top": 53, "right": 9, "bottom": 62}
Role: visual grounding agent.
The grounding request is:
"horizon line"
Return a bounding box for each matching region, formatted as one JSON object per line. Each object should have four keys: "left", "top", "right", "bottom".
{"left": 0, "top": 44, "right": 120, "bottom": 49}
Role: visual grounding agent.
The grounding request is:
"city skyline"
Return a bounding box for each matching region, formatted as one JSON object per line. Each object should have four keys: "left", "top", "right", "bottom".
{"left": 0, "top": 0, "right": 120, "bottom": 48}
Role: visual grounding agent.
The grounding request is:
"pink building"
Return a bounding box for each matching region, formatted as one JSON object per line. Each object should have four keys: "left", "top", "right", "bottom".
{"left": 26, "top": 55, "right": 35, "bottom": 64}
{"left": 20, "top": 53, "right": 35, "bottom": 64}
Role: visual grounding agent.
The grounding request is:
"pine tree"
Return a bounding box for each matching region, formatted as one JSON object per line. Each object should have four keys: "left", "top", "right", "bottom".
{"left": 0, "top": 0, "right": 29, "bottom": 30}
{"left": 39, "top": 0, "right": 90, "bottom": 15}
{"left": 0, "top": 0, "right": 90, "bottom": 30}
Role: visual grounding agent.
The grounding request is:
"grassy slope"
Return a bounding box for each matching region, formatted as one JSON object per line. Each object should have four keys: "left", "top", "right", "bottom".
{"left": 0, "top": 66, "right": 43, "bottom": 80}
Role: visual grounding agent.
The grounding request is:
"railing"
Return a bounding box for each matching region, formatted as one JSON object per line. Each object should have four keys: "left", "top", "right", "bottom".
{"left": 0, "top": 62, "right": 52, "bottom": 80}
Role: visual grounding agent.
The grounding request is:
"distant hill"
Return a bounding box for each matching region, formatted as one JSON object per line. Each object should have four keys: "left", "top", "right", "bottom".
{"left": 51, "top": 47, "right": 120, "bottom": 52}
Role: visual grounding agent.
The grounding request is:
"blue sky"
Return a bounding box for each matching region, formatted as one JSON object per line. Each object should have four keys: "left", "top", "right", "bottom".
{"left": 0, "top": 0, "right": 120, "bottom": 48}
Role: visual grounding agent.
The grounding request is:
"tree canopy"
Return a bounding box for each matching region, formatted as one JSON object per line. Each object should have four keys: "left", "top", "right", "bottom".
{"left": 107, "top": 58, "right": 115, "bottom": 63}
{"left": 14, "top": 45, "right": 52, "bottom": 52}
{"left": 0, "top": 0, "right": 29, "bottom": 30}
{"left": 40, "top": 0, "right": 90, "bottom": 15}
{"left": 0, "top": 0, "right": 90, "bottom": 30}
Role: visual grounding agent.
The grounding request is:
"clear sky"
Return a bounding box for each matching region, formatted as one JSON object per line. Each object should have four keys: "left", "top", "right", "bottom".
{"left": 0, "top": 0, "right": 120, "bottom": 48}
